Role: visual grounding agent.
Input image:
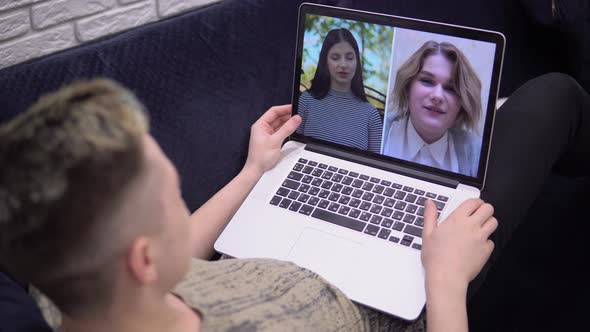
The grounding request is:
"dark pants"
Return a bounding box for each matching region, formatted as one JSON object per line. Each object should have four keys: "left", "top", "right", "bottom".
{"left": 468, "top": 72, "right": 590, "bottom": 298}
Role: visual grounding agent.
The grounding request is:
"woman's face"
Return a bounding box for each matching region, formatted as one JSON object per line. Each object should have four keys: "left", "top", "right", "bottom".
{"left": 326, "top": 41, "right": 357, "bottom": 91}
{"left": 408, "top": 53, "right": 462, "bottom": 144}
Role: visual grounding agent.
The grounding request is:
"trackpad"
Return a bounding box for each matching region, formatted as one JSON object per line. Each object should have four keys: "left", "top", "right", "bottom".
{"left": 286, "top": 228, "right": 368, "bottom": 294}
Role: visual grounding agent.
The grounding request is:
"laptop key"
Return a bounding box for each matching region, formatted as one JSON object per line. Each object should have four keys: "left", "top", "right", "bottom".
{"left": 349, "top": 199, "right": 361, "bottom": 208}
{"left": 405, "top": 204, "right": 418, "bottom": 214}
{"left": 389, "top": 236, "right": 400, "bottom": 243}
{"left": 370, "top": 215, "right": 383, "bottom": 225}
{"left": 372, "top": 195, "right": 385, "bottom": 205}
{"left": 318, "top": 199, "right": 330, "bottom": 209}
{"left": 299, "top": 204, "right": 314, "bottom": 216}
{"left": 282, "top": 179, "right": 300, "bottom": 190}
{"left": 392, "top": 211, "right": 404, "bottom": 220}
{"left": 332, "top": 174, "right": 344, "bottom": 183}
{"left": 302, "top": 166, "right": 314, "bottom": 174}
{"left": 302, "top": 175, "right": 313, "bottom": 184}
{"left": 392, "top": 221, "right": 404, "bottom": 231}
{"left": 341, "top": 186, "right": 353, "bottom": 195}
{"left": 352, "top": 179, "right": 364, "bottom": 188}
{"left": 391, "top": 183, "right": 403, "bottom": 189}
{"left": 338, "top": 196, "right": 351, "bottom": 205}
{"left": 352, "top": 189, "right": 363, "bottom": 198}
{"left": 381, "top": 208, "right": 393, "bottom": 218}
{"left": 359, "top": 201, "right": 372, "bottom": 211}
{"left": 361, "top": 192, "right": 375, "bottom": 201}
{"left": 322, "top": 171, "right": 334, "bottom": 180}
{"left": 403, "top": 186, "right": 414, "bottom": 192}
{"left": 328, "top": 202, "right": 340, "bottom": 212}
{"left": 338, "top": 206, "right": 351, "bottom": 215}
{"left": 381, "top": 180, "right": 392, "bottom": 186}
{"left": 276, "top": 187, "right": 290, "bottom": 197}
{"left": 394, "top": 191, "right": 406, "bottom": 200}
{"left": 318, "top": 190, "right": 330, "bottom": 198}
{"left": 320, "top": 180, "right": 333, "bottom": 189}
{"left": 414, "top": 189, "right": 425, "bottom": 196}
{"left": 403, "top": 214, "right": 416, "bottom": 224}
{"left": 405, "top": 194, "right": 417, "bottom": 203}
{"left": 289, "top": 201, "right": 302, "bottom": 212}
{"left": 349, "top": 172, "right": 359, "bottom": 178}
{"left": 338, "top": 169, "right": 349, "bottom": 175}
{"left": 370, "top": 177, "right": 380, "bottom": 183}
{"left": 328, "top": 193, "right": 340, "bottom": 202}
{"left": 359, "top": 174, "right": 370, "bottom": 180}
{"left": 378, "top": 228, "right": 391, "bottom": 239}
{"left": 328, "top": 166, "right": 338, "bottom": 172}
{"left": 279, "top": 198, "right": 292, "bottom": 209}
{"left": 370, "top": 205, "right": 382, "bottom": 214}
{"left": 394, "top": 201, "right": 407, "bottom": 210}
{"left": 381, "top": 218, "right": 394, "bottom": 228}
{"left": 412, "top": 243, "right": 422, "bottom": 250}
{"left": 312, "top": 169, "right": 323, "bottom": 177}
{"left": 426, "top": 192, "right": 437, "bottom": 199}
{"left": 332, "top": 184, "right": 343, "bottom": 192}
{"left": 318, "top": 163, "right": 328, "bottom": 169}
{"left": 308, "top": 161, "right": 318, "bottom": 166}
{"left": 288, "top": 171, "right": 303, "bottom": 181}
{"left": 384, "top": 198, "right": 396, "bottom": 207}
{"left": 293, "top": 163, "right": 304, "bottom": 171}
{"left": 372, "top": 185, "right": 385, "bottom": 194}
{"left": 437, "top": 195, "right": 449, "bottom": 202}
{"left": 287, "top": 191, "right": 299, "bottom": 200}
{"left": 364, "top": 224, "right": 380, "bottom": 236}
{"left": 359, "top": 212, "right": 372, "bottom": 221}
{"left": 362, "top": 182, "right": 374, "bottom": 191}
{"left": 415, "top": 217, "right": 424, "bottom": 227}
{"left": 298, "top": 158, "right": 308, "bottom": 164}
{"left": 308, "top": 186, "right": 320, "bottom": 196}
{"left": 311, "top": 209, "right": 366, "bottom": 232}
{"left": 297, "top": 194, "right": 310, "bottom": 203}
{"left": 349, "top": 209, "right": 361, "bottom": 218}
{"left": 311, "top": 178, "right": 322, "bottom": 186}
{"left": 434, "top": 201, "right": 446, "bottom": 211}
{"left": 298, "top": 184, "right": 310, "bottom": 193}
{"left": 404, "top": 225, "right": 423, "bottom": 238}
{"left": 270, "top": 195, "right": 282, "bottom": 206}
{"left": 342, "top": 177, "right": 353, "bottom": 185}
{"left": 308, "top": 197, "right": 320, "bottom": 206}
{"left": 383, "top": 188, "right": 395, "bottom": 197}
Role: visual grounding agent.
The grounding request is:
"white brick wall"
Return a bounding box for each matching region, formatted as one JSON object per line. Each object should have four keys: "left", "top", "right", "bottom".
{"left": 0, "top": 0, "right": 221, "bottom": 69}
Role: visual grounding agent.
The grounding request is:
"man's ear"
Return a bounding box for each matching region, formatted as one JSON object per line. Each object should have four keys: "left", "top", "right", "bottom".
{"left": 127, "top": 237, "right": 158, "bottom": 284}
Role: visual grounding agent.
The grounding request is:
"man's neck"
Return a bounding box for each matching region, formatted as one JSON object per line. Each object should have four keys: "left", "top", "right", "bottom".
{"left": 63, "top": 293, "right": 200, "bottom": 332}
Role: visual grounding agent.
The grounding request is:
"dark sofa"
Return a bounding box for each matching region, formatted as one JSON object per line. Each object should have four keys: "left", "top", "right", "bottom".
{"left": 1, "top": 0, "right": 588, "bottom": 331}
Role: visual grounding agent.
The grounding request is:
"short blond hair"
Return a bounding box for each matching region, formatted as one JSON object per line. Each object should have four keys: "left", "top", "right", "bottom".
{"left": 0, "top": 79, "right": 148, "bottom": 316}
{"left": 389, "top": 40, "right": 482, "bottom": 132}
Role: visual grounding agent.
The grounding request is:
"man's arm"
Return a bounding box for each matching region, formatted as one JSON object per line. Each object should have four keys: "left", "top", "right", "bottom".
{"left": 189, "top": 105, "right": 301, "bottom": 259}
{"left": 421, "top": 199, "right": 497, "bottom": 332}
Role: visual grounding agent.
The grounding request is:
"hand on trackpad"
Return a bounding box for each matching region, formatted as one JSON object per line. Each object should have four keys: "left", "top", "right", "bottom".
{"left": 286, "top": 228, "right": 367, "bottom": 288}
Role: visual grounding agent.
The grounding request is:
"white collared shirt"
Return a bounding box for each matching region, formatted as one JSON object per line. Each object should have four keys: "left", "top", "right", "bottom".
{"left": 383, "top": 117, "right": 459, "bottom": 173}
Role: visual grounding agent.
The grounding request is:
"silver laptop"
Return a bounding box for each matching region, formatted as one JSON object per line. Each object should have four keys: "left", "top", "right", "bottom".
{"left": 215, "top": 3, "right": 505, "bottom": 320}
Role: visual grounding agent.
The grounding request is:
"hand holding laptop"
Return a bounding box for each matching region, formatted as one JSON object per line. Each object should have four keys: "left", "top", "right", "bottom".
{"left": 244, "top": 105, "right": 301, "bottom": 177}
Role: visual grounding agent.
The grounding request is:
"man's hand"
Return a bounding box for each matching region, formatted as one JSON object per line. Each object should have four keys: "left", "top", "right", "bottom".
{"left": 243, "top": 105, "right": 301, "bottom": 177}
{"left": 421, "top": 198, "right": 498, "bottom": 291}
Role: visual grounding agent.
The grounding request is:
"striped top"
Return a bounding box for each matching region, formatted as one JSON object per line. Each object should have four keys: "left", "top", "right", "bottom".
{"left": 297, "top": 90, "right": 383, "bottom": 153}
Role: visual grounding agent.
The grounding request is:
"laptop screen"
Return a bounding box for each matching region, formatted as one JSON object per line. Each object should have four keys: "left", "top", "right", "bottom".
{"left": 292, "top": 4, "right": 504, "bottom": 188}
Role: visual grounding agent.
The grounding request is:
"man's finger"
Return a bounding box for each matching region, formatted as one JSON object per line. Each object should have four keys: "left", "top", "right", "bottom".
{"left": 480, "top": 217, "right": 498, "bottom": 238}
{"left": 422, "top": 200, "right": 438, "bottom": 239}
{"left": 270, "top": 114, "right": 292, "bottom": 131}
{"left": 469, "top": 203, "right": 494, "bottom": 225}
{"left": 451, "top": 198, "right": 484, "bottom": 218}
{"left": 273, "top": 115, "right": 301, "bottom": 142}
{"left": 259, "top": 105, "right": 292, "bottom": 125}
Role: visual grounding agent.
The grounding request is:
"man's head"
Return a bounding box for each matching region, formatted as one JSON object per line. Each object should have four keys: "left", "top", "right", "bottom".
{"left": 0, "top": 79, "right": 193, "bottom": 318}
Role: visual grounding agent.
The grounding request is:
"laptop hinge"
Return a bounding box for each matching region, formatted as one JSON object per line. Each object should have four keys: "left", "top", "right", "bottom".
{"left": 305, "top": 143, "right": 460, "bottom": 189}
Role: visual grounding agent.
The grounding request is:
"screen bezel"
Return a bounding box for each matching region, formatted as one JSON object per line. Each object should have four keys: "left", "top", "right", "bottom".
{"left": 290, "top": 3, "right": 505, "bottom": 190}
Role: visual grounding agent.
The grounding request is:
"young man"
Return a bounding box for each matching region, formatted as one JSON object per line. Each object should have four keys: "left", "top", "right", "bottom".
{"left": 1, "top": 73, "right": 588, "bottom": 331}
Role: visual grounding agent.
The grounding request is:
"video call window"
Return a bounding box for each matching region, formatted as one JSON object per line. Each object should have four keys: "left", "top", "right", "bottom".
{"left": 296, "top": 13, "right": 496, "bottom": 178}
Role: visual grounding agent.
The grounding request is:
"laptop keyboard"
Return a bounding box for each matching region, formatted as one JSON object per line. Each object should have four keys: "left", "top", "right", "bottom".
{"left": 269, "top": 158, "right": 449, "bottom": 251}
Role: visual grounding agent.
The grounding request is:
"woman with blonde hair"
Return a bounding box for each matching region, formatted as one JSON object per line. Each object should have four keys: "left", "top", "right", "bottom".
{"left": 382, "top": 40, "right": 483, "bottom": 176}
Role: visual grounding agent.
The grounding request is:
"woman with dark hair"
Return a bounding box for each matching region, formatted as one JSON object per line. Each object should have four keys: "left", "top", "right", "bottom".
{"left": 297, "top": 28, "right": 383, "bottom": 153}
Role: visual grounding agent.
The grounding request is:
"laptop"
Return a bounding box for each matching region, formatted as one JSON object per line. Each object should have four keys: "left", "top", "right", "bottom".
{"left": 215, "top": 3, "right": 505, "bottom": 320}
